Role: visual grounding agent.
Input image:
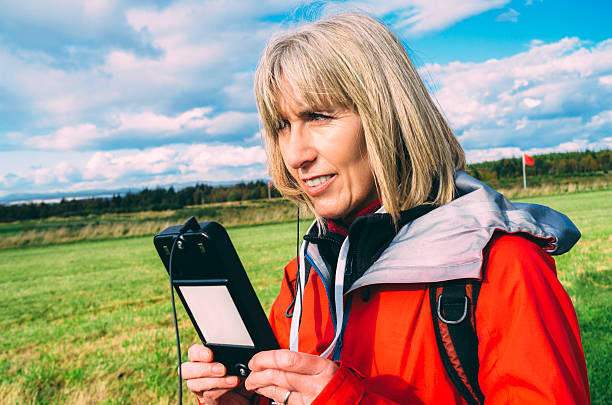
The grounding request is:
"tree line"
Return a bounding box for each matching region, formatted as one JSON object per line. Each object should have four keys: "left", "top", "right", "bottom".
{"left": 1, "top": 149, "right": 610, "bottom": 222}
{"left": 465, "top": 149, "right": 611, "bottom": 185}
{"left": 0, "top": 180, "right": 281, "bottom": 222}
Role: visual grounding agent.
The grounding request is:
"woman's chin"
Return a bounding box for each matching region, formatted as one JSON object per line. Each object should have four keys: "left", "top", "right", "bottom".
{"left": 311, "top": 203, "right": 348, "bottom": 222}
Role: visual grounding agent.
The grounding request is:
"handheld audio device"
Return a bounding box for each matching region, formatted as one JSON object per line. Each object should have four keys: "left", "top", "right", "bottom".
{"left": 154, "top": 217, "right": 279, "bottom": 377}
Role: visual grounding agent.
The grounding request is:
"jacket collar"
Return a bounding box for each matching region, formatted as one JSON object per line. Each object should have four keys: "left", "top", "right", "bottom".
{"left": 326, "top": 198, "right": 382, "bottom": 237}
{"left": 305, "top": 203, "right": 437, "bottom": 293}
{"left": 302, "top": 171, "right": 581, "bottom": 294}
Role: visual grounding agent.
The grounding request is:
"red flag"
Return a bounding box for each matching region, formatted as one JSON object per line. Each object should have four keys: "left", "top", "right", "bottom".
{"left": 267, "top": 181, "right": 271, "bottom": 188}
{"left": 524, "top": 153, "right": 535, "bottom": 166}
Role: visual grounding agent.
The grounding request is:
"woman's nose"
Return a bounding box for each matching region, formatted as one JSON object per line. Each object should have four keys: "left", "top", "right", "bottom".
{"left": 281, "top": 123, "right": 316, "bottom": 169}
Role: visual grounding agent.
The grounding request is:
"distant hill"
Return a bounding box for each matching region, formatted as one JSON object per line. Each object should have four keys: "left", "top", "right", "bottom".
{"left": 0, "top": 179, "right": 244, "bottom": 205}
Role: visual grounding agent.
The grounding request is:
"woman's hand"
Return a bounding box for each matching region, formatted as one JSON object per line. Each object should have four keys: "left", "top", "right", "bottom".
{"left": 181, "top": 344, "right": 251, "bottom": 405}
{"left": 245, "top": 349, "right": 339, "bottom": 405}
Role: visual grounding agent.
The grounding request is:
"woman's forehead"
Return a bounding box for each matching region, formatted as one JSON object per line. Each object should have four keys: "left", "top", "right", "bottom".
{"left": 273, "top": 78, "right": 345, "bottom": 118}
{"left": 275, "top": 81, "right": 310, "bottom": 116}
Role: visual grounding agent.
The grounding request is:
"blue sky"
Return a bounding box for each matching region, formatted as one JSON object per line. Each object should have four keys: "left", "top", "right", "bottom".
{"left": 1, "top": 0, "right": 611, "bottom": 202}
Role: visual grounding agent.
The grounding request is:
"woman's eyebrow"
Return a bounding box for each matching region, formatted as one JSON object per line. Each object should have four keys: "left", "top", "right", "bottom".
{"left": 296, "top": 108, "right": 335, "bottom": 118}
{"left": 276, "top": 104, "right": 336, "bottom": 121}
{"left": 296, "top": 109, "right": 316, "bottom": 118}
{"left": 278, "top": 108, "right": 314, "bottom": 119}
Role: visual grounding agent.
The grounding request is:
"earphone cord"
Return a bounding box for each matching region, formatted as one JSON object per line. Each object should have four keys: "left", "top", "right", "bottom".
{"left": 169, "top": 236, "right": 183, "bottom": 405}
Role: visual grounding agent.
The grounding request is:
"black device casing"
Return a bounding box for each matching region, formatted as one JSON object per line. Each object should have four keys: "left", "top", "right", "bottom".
{"left": 154, "top": 219, "right": 280, "bottom": 376}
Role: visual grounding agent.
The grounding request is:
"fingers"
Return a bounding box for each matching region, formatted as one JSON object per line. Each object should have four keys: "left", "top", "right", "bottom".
{"left": 180, "top": 344, "right": 251, "bottom": 404}
{"left": 197, "top": 390, "right": 251, "bottom": 405}
{"left": 245, "top": 350, "right": 339, "bottom": 404}
{"left": 244, "top": 367, "right": 290, "bottom": 391}
{"left": 248, "top": 349, "right": 331, "bottom": 375}
{"left": 180, "top": 361, "right": 226, "bottom": 379}
{"left": 185, "top": 375, "right": 240, "bottom": 393}
{"left": 188, "top": 344, "right": 213, "bottom": 362}
{"left": 248, "top": 384, "right": 291, "bottom": 405}
{"left": 182, "top": 344, "right": 240, "bottom": 398}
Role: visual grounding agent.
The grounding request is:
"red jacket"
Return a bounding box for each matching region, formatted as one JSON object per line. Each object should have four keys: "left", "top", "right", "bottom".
{"left": 264, "top": 233, "right": 590, "bottom": 404}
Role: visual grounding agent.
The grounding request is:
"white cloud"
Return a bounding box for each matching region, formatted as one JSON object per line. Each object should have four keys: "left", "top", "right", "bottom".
{"left": 0, "top": 1, "right": 125, "bottom": 41}
{"left": 1, "top": 0, "right": 517, "bottom": 153}
{"left": 30, "top": 169, "right": 51, "bottom": 186}
{"left": 115, "top": 108, "right": 259, "bottom": 140}
{"left": 84, "top": 147, "right": 178, "bottom": 180}
{"left": 114, "top": 107, "right": 259, "bottom": 137}
{"left": 0, "top": 160, "right": 80, "bottom": 192}
{"left": 0, "top": 173, "right": 26, "bottom": 192}
{"left": 82, "top": 144, "right": 266, "bottom": 182}
{"left": 21, "top": 107, "right": 260, "bottom": 151}
{"left": 223, "top": 71, "right": 256, "bottom": 108}
{"left": 181, "top": 144, "right": 267, "bottom": 173}
{"left": 586, "top": 109, "right": 612, "bottom": 131}
{"left": 496, "top": 8, "right": 519, "bottom": 22}
{"left": 466, "top": 146, "right": 523, "bottom": 163}
{"left": 117, "top": 108, "right": 214, "bottom": 133}
{"left": 2, "top": 1, "right": 610, "bottom": 199}
{"left": 599, "top": 75, "right": 612, "bottom": 86}
{"left": 423, "top": 37, "right": 612, "bottom": 150}
{"left": 346, "top": 0, "right": 510, "bottom": 35}
{"left": 0, "top": 1, "right": 295, "bottom": 135}
{"left": 54, "top": 162, "right": 81, "bottom": 183}
{"left": 205, "top": 111, "right": 260, "bottom": 136}
{"left": 1, "top": 141, "right": 269, "bottom": 199}
{"left": 25, "top": 124, "right": 108, "bottom": 151}
{"left": 522, "top": 98, "right": 542, "bottom": 108}
{"left": 4, "top": 0, "right": 513, "bottom": 132}
{"left": 515, "top": 117, "right": 528, "bottom": 130}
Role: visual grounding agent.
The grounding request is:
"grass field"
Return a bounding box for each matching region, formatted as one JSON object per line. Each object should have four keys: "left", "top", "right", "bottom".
{"left": 0, "top": 190, "right": 610, "bottom": 404}
{"left": 513, "top": 191, "right": 612, "bottom": 403}
{"left": 0, "top": 199, "right": 313, "bottom": 249}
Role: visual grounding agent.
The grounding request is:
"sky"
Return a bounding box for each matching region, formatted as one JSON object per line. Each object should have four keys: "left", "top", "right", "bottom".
{"left": 1, "top": 0, "right": 611, "bottom": 202}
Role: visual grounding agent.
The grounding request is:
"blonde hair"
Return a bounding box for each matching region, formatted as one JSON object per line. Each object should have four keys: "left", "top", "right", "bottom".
{"left": 254, "top": 13, "right": 465, "bottom": 224}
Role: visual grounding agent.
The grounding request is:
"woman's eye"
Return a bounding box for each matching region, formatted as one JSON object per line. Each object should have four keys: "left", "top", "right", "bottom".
{"left": 277, "top": 120, "right": 289, "bottom": 132}
{"left": 309, "top": 112, "right": 332, "bottom": 121}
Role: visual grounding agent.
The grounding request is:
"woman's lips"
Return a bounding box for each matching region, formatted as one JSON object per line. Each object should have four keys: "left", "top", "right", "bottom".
{"left": 303, "top": 174, "right": 336, "bottom": 196}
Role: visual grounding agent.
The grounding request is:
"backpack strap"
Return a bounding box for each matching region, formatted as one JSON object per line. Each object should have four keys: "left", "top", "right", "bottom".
{"left": 430, "top": 279, "right": 484, "bottom": 405}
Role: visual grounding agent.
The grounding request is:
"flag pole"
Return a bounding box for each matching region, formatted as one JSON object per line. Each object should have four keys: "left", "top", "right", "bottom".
{"left": 522, "top": 153, "right": 527, "bottom": 189}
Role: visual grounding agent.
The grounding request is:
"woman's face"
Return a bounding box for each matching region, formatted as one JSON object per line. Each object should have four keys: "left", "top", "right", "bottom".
{"left": 276, "top": 85, "right": 378, "bottom": 223}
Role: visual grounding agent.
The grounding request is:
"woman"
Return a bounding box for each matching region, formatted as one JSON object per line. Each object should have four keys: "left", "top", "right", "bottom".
{"left": 180, "top": 13, "right": 590, "bottom": 405}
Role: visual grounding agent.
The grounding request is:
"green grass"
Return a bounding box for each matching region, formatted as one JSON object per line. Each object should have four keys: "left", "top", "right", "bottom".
{"left": 1, "top": 191, "right": 610, "bottom": 404}
{"left": 0, "top": 220, "right": 311, "bottom": 404}
{"left": 514, "top": 190, "right": 612, "bottom": 404}
{"left": 0, "top": 199, "right": 313, "bottom": 249}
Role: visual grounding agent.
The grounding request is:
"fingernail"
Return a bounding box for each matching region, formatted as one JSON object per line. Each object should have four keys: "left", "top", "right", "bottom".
{"left": 213, "top": 364, "right": 225, "bottom": 375}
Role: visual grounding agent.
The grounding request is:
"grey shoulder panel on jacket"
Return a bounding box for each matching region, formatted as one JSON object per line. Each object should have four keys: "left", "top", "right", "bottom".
{"left": 348, "top": 171, "right": 581, "bottom": 293}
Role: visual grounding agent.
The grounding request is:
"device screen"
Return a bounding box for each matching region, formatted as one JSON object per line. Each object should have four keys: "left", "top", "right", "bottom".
{"left": 178, "top": 285, "right": 255, "bottom": 347}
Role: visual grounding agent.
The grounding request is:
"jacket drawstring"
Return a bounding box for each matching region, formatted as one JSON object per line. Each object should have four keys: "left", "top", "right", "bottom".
{"left": 289, "top": 225, "right": 350, "bottom": 359}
